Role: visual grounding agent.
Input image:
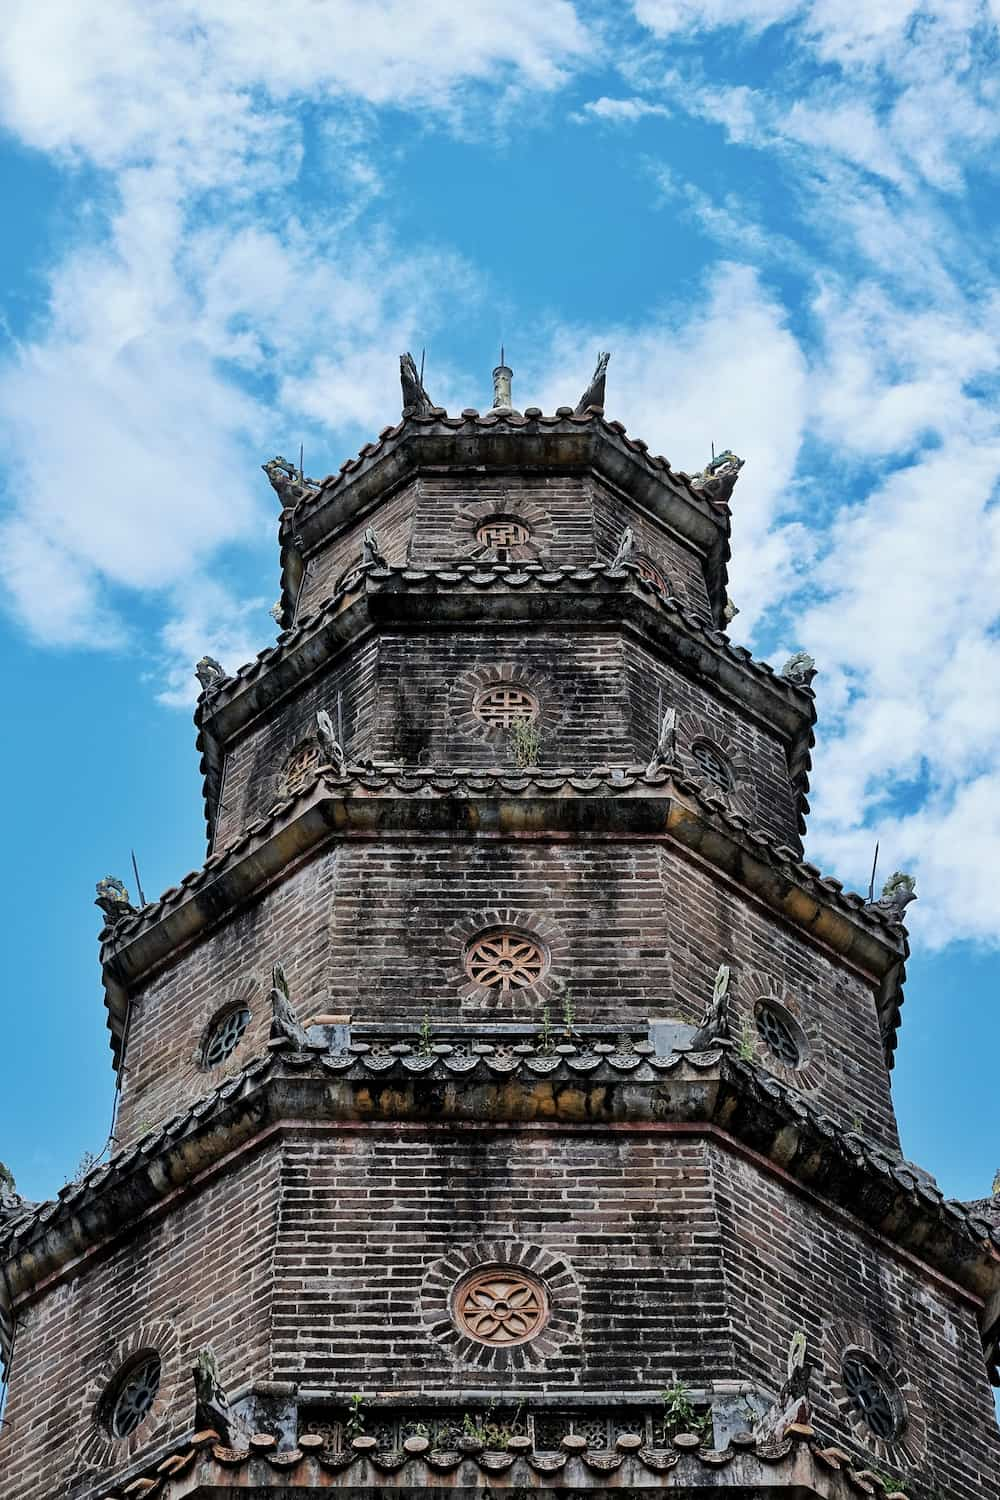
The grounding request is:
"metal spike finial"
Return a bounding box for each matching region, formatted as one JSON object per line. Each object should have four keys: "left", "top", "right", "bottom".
{"left": 492, "top": 348, "right": 513, "bottom": 410}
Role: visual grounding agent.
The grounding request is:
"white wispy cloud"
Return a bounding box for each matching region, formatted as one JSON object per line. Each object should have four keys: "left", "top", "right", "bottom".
{"left": 2, "top": 0, "right": 1000, "bottom": 952}
{"left": 0, "top": 0, "right": 591, "bottom": 689}
{"left": 571, "top": 96, "right": 672, "bottom": 122}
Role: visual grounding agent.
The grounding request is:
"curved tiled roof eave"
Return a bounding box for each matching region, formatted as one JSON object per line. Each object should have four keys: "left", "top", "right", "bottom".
{"left": 3, "top": 1045, "right": 997, "bottom": 1384}
{"left": 71, "top": 1422, "right": 917, "bottom": 1498}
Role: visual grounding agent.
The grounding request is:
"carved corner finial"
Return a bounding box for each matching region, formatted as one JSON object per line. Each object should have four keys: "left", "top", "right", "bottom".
{"left": 690, "top": 449, "right": 744, "bottom": 506}
{"left": 269, "top": 962, "right": 312, "bottom": 1049}
{"left": 610, "top": 525, "right": 634, "bottom": 571}
{"left": 400, "top": 351, "right": 433, "bottom": 416}
{"left": 0, "top": 1160, "right": 30, "bottom": 1224}
{"left": 688, "top": 963, "right": 731, "bottom": 1050}
{"left": 758, "top": 1330, "right": 814, "bottom": 1443}
{"left": 193, "top": 1348, "right": 248, "bottom": 1447}
{"left": 575, "top": 350, "right": 610, "bottom": 414}
{"left": 195, "top": 656, "right": 229, "bottom": 692}
{"left": 362, "top": 525, "right": 388, "bottom": 569}
{"left": 262, "top": 455, "right": 319, "bottom": 507}
{"left": 780, "top": 651, "right": 816, "bottom": 687}
{"left": 646, "top": 706, "right": 677, "bottom": 778}
{"left": 316, "top": 709, "right": 346, "bottom": 776}
{"left": 95, "top": 876, "right": 136, "bottom": 929}
{"left": 95, "top": 876, "right": 137, "bottom": 943}
{"left": 878, "top": 871, "right": 917, "bottom": 916}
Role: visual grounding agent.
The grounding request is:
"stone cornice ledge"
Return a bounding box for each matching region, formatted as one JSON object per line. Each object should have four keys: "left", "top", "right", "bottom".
{"left": 100, "top": 766, "right": 905, "bottom": 1070}
{"left": 4, "top": 1049, "right": 997, "bottom": 1381}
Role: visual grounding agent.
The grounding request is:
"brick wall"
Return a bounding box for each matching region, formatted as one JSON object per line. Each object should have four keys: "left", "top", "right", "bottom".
{"left": 294, "top": 471, "right": 713, "bottom": 624}
{"left": 114, "top": 857, "right": 338, "bottom": 1148}
{"left": 6, "top": 1125, "right": 988, "bottom": 1498}
{"left": 0, "top": 1145, "right": 282, "bottom": 1500}
{"left": 591, "top": 477, "right": 711, "bottom": 617}
{"left": 272, "top": 1129, "right": 730, "bottom": 1390}
{"left": 215, "top": 627, "right": 802, "bottom": 849}
{"left": 296, "top": 483, "right": 414, "bottom": 620}
{"left": 212, "top": 640, "right": 378, "bottom": 851}
{"left": 113, "top": 838, "right": 899, "bottom": 1155}
{"left": 713, "top": 1142, "right": 1000, "bottom": 1496}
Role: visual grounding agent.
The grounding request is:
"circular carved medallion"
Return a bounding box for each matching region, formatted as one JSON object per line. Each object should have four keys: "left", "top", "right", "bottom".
{"left": 473, "top": 684, "right": 539, "bottom": 728}
{"left": 754, "top": 1001, "right": 805, "bottom": 1069}
{"left": 841, "top": 1352, "right": 905, "bottom": 1441}
{"left": 476, "top": 517, "right": 531, "bottom": 549}
{"left": 106, "top": 1354, "right": 162, "bottom": 1439}
{"left": 690, "top": 738, "right": 733, "bottom": 791}
{"left": 453, "top": 1267, "right": 548, "bottom": 1346}
{"left": 465, "top": 930, "right": 547, "bottom": 992}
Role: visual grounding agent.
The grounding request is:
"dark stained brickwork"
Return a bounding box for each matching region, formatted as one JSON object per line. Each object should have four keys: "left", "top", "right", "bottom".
{"left": 5, "top": 1127, "right": 997, "bottom": 1498}
{"left": 212, "top": 628, "right": 803, "bottom": 850}
{"left": 112, "top": 839, "right": 899, "bottom": 1155}
{"left": 114, "top": 857, "right": 339, "bottom": 1147}
{"left": 272, "top": 1131, "right": 730, "bottom": 1389}
{"left": 294, "top": 470, "right": 714, "bottom": 625}
{"left": 0, "top": 1147, "right": 282, "bottom": 1500}
{"left": 712, "top": 1142, "right": 1000, "bottom": 1496}
{"left": 4, "top": 406, "right": 991, "bottom": 1500}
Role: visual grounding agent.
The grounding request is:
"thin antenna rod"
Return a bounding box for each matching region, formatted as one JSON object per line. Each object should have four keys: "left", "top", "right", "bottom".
{"left": 711, "top": 441, "right": 716, "bottom": 461}
{"left": 867, "top": 840, "right": 880, "bottom": 903}
{"left": 500, "top": 343, "right": 505, "bottom": 367}
{"left": 299, "top": 443, "right": 304, "bottom": 482}
{"left": 419, "top": 348, "right": 425, "bottom": 385}
{"left": 130, "top": 849, "right": 147, "bottom": 908}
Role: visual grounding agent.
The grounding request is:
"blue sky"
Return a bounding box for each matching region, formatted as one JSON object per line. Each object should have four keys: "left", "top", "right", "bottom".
{"left": 0, "top": 2, "right": 998, "bottom": 1211}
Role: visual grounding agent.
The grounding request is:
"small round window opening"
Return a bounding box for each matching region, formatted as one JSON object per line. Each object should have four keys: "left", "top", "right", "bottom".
{"left": 476, "top": 517, "right": 531, "bottom": 550}
{"left": 754, "top": 1002, "right": 804, "bottom": 1069}
{"left": 841, "top": 1352, "right": 905, "bottom": 1442}
{"left": 691, "top": 739, "right": 733, "bottom": 792}
{"left": 203, "top": 1006, "right": 252, "bottom": 1069}
{"left": 474, "top": 684, "right": 539, "bottom": 729}
{"left": 105, "top": 1354, "right": 161, "bottom": 1440}
{"left": 453, "top": 1265, "right": 549, "bottom": 1347}
{"left": 465, "top": 929, "right": 547, "bottom": 993}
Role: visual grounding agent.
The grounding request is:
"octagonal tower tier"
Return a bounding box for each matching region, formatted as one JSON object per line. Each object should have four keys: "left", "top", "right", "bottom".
{"left": 1, "top": 355, "right": 997, "bottom": 1500}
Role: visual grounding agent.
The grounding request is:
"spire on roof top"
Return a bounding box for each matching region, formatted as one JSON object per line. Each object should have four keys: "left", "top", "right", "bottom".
{"left": 575, "top": 351, "right": 610, "bottom": 414}
{"left": 492, "top": 347, "right": 513, "bottom": 410}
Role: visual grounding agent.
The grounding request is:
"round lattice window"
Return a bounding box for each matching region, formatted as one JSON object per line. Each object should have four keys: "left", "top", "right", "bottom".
{"left": 283, "top": 742, "right": 320, "bottom": 793}
{"left": 841, "top": 1352, "right": 905, "bottom": 1442}
{"left": 203, "top": 1006, "right": 252, "bottom": 1069}
{"left": 476, "top": 517, "right": 531, "bottom": 550}
{"left": 453, "top": 1266, "right": 549, "bottom": 1347}
{"left": 691, "top": 739, "right": 733, "bottom": 792}
{"left": 105, "top": 1355, "right": 162, "bottom": 1440}
{"left": 634, "top": 555, "right": 668, "bottom": 593}
{"left": 473, "top": 685, "right": 539, "bottom": 728}
{"left": 465, "top": 930, "right": 547, "bottom": 992}
{"left": 754, "top": 1001, "right": 805, "bottom": 1069}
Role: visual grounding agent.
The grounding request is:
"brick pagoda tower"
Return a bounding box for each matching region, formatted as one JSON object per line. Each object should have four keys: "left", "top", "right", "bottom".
{"left": 2, "top": 354, "right": 999, "bottom": 1499}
